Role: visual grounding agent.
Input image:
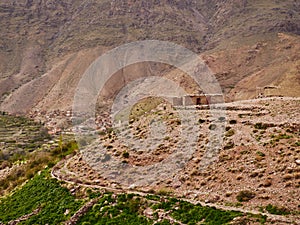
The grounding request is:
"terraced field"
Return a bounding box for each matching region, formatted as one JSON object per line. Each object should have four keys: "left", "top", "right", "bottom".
{"left": 0, "top": 113, "right": 78, "bottom": 196}
{"left": 0, "top": 112, "right": 50, "bottom": 162}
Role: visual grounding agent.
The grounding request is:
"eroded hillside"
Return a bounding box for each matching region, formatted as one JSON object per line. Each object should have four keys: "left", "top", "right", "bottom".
{"left": 0, "top": 0, "right": 300, "bottom": 114}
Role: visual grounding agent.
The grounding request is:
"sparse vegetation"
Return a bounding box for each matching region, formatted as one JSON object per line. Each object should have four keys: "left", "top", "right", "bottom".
{"left": 265, "top": 204, "right": 291, "bottom": 215}
{"left": 254, "top": 123, "right": 268, "bottom": 130}
{"left": 78, "top": 193, "right": 151, "bottom": 225}
{"left": 129, "top": 97, "right": 164, "bottom": 122}
{"left": 0, "top": 136, "right": 78, "bottom": 195}
{"left": 156, "top": 188, "right": 173, "bottom": 196}
{"left": 0, "top": 114, "right": 50, "bottom": 163}
{"left": 224, "top": 141, "right": 235, "bottom": 150}
{"left": 199, "top": 119, "right": 206, "bottom": 124}
{"left": 236, "top": 190, "right": 256, "bottom": 202}
{"left": 209, "top": 124, "right": 217, "bottom": 130}
{"left": 122, "top": 151, "right": 130, "bottom": 158}
{"left": 256, "top": 151, "right": 266, "bottom": 157}
{"left": 229, "top": 120, "right": 237, "bottom": 125}
{"left": 0, "top": 0, "right": 300, "bottom": 223}
{"left": 225, "top": 129, "right": 235, "bottom": 137}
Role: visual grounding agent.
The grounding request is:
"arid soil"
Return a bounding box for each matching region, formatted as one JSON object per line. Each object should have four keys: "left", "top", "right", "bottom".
{"left": 52, "top": 97, "right": 300, "bottom": 223}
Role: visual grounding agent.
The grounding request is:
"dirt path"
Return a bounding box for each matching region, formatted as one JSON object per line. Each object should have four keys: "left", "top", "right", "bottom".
{"left": 49, "top": 97, "right": 300, "bottom": 224}
{"left": 51, "top": 164, "right": 299, "bottom": 224}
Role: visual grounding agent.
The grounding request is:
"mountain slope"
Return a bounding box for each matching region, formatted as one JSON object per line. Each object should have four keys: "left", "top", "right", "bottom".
{"left": 0, "top": 0, "right": 299, "bottom": 114}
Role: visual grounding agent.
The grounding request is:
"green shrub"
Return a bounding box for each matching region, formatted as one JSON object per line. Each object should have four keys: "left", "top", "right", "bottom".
{"left": 229, "top": 120, "right": 237, "bottom": 124}
{"left": 198, "top": 119, "right": 206, "bottom": 124}
{"left": 51, "top": 140, "right": 78, "bottom": 157}
{"left": 254, "top": 123, "right": 268, "bottom": 130}
{"left": 236, "top": 190, "right": 255, "bottom": 202}
{"left": 98, "top": 131, "right": 106, "bottom": 136}
{"left": 225, "top": 126, "right": 231, "bottom": 131}
{"left": 265, "top": 204, "right": 290, "bottom": 215}
{"left": 209, "top": 124, "right": 217, "bottom": 130}
{"left": 122, "top": 151, "right": 130, "bottom": 158}
{"left": 155, "top": 219, "right": 172, "bottom": 225}
{"left": 224, "top": 141, "right": 234, "bottom": 150}
{"left": 256, "top": 151, "right": 265, "bottom": 157}
{"left": 225, "top": 129, "right": 235, "bottom": 137}
{"left": 145, "top": 194, "right": 160, "bottom": 201}
{"left": 276, "top": 133, "right": 292, "bottom": 140}
{"left": 152, "top": 198, "right": 178, "bottom": 211}
{"left": 106, "top": 127, "right": 114, "bottom": 134}
{"left": 219, "top": 117, "right": 226, "bottom": 122}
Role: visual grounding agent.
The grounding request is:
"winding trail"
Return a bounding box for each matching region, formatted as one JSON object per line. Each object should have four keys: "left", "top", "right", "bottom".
{"left": 50, "top": 97, "right": 300, "bottom": 224}
{"left": 51, "top": 162, "right": 299, "bottom": 225}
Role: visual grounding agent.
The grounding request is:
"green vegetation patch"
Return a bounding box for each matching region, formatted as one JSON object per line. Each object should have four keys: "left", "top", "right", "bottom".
{"left": 0, "top": 180, "right": 266, "bottom": 225}
{"left": 129, "top": 97, "right": 164, "bottom": 121}
{"left": 254, "top": 123, "right": 268, "bottom": 130}
{"left": 77, "top": 193, "right": 152, "bottom": 225}
{"left": 171, "top": 201, "right": 242, "bottom": 225}
{"left": 79, "top": 194, "right": 244, "bottom": 225}
{"left": 0, "top": 170, "right": 83, "bottom": 225}
{"left": 265, "top": 204, "right": 291, "bottom": 215}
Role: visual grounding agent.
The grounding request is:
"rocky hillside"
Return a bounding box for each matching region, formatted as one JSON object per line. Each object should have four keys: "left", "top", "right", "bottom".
{"left": 0, "top": 0, "right": 300, "bottom": 114}
{"left": 53, "top": 97, "right": 300, "bottom": 220}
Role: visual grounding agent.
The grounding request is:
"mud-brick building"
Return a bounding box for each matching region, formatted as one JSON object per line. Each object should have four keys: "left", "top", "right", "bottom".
{"left": 171, "top": 94, "right": 223, "bottom": 106}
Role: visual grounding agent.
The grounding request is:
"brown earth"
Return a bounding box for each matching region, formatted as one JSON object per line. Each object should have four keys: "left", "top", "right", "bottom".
{"left": 53, "top": 97, "right": 300, "bottom": 221}
{"left": 0, "top": 1, "right": 300, "bottom": 114}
